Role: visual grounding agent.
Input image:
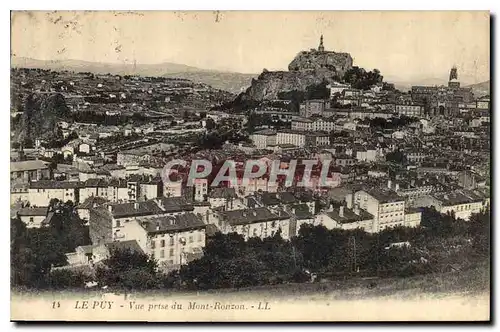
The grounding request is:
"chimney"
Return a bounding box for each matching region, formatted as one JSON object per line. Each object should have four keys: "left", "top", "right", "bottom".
{"left": 328, "top": 204, "right": 334, "bottom": 212}
{"left": 339, "top": 205, "right": 344, "bottom": 218}
{"left": 346, "top": 193, "right": 353, "bottom": 209}
{"left": 134, "top": 202, "right": 139, "bottom": 210}
{"left": 387, "top": 179, "right": 392, "bottom": 189}
{"left": 353, "top": 204, "right": 360, "bottom": 216}
{"left": 156, "top": 222, "right": 161, "bottom": 231}
{"left": 252, "top": 211, "right": 257, "bottom": 217}
{"left": 395, "top": 183, "right": 400, "bottom": 191}
{"left": 108, "top": 205, "right": 113, "bottom": 213}
{"left": 411, "top": 179, "right": 415, "bottom": 187}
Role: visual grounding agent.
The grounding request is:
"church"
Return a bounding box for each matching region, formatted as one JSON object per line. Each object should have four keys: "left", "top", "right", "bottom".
{"left": 410, "top": 66, "right": 474, "bottom": 117}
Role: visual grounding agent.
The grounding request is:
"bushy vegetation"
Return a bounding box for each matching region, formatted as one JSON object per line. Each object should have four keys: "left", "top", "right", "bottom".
{"left": 342, "top": 67, "right": 383, "bottom": 90}
{"left": 11, "top": 200, "right": 91, "bottom": 289}
{"left": 12, "top": 206, "right": 489, "bottom": 292}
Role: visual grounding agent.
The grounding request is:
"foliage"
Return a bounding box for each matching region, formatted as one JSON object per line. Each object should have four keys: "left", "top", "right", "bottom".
{"left": 386, "top": 150, "right": 407, "bottom": 165}
{"left": 245, "top": 112, "right": 289, "bottom": 134}
{"left": 11, "top": 200, "right": 91, "bottom": 288}
{"left": 11, "top": 197, "right": 490, "bottom": 291}
{"left": 369, "top": 116, "right": 419, "bottom": 130}
{"left": 174, "top": 207, "right": 490, "bottom": 291}
{"left": 342, "top": 67, "right": 384, "bottom": 90}
{"left": 96, "top": 248, "right": 159, "bottom": 290}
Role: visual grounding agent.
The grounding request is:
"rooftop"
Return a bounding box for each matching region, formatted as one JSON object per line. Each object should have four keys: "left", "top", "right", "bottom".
{"left": 104, "top": 240, "right": 144, "bottom": 254}
{"left": 326, "top": 207, "right": 373, "bottom": 224}
{"left": 253, "top": 129, "right": 277, "bottom": 136}
{"left": 109, "top": 199, "right": 166, "bottom": 219}
{"left": 290, "top": 203, "right": 314, "bottom": 219}
{"left": 17, "top": 206, "right": 49, "bottom": 216}
{"left": 362, "top": 188, "right": 404, "bottom": 203}
{"left": 30, "top": 180, "right": 83, "bottom": 189}
{"left": 209, "top": 187, "right": 237, "bottom": 199}
{"left": 434, "top": 190, "right": 485, "bottom": 206}
{"left": 11, "top": 160, "right": 49, "bottom": 172}
{"left": 77, "top": 196, "right": 108, "bottom": 209}
{"left": 219, "top": 207, "right": 290, "bottom": 226}
{"left": 157, "top": 196, "right": 195, "bottom": 213}
{"left": 139, "top": 212, "right": 205, "bottom": 234}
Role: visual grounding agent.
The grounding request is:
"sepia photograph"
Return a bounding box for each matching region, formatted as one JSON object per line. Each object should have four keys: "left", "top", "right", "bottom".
{"left": 9, "top": 10, "right": 491, "bottom": 322}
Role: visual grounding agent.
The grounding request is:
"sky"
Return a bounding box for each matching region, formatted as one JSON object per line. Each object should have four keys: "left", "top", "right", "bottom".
{"left": 11, "top": 11, "right": 490, "bottom": 83}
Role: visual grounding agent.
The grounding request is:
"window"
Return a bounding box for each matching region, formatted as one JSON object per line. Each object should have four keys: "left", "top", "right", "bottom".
{"left": 169, "top": 237, "right": 174, "bottom": 246}
{"left": 189, "top": 236, "right": 193, "bottom": 243}
{"left": 151, "top": 252, "right": 155, "bottom": 259}
{"left": 116, "top": 220, "right": 121, "bottom": 228}
{"left": 161, "top": 240, "right": 165, "bottom": 247}
{"left": 151, "top": 241, "right": 155, "bottom": 249}
{"left": 29, "top": 217, "right": 34, "bottom": 223}
{"left": 271, "top": 221, "right": 276, "bottom": 228}
{"left": 169, "top": 249, "right": 174, "bottom": 257}
{"left": 160, "top": 250, "right": 165, "bottom": 258}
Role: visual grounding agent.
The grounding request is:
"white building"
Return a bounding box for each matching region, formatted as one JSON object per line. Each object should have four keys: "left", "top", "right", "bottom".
{"left": 193, "top": 178, "right": 208, "bottom": 202}
{"left": 17, "top": 206, "right": 50, "bottom": 228}
{"left": 251, "top": 129, "right": 277, "bottom": 149}
{"left": 328, "top": 82, "right": 351, "bottom": 96}
{"left": 216, "top": 207, "right": 292, "bottom": 240}
{"left": 276, "top": 130, "right": 313, "bottom": 147}
{"left": 117, "top": 213, "right": 206, "bottom": 269}
{"left": 404, "top": 209, "right": 422, "bottom": 227}
{"left": 291, "top": 117, "right": 337, "bottom": 132}
{"left": 352, "top": 189, "right": 406, "bottom": 232}
{"left": 414, "top": 190, "right": 486, "bottom": 221}
{"left": 395, "top": 104, "right": 424, "bottom": 117}
{"left": 316, "top": 205, "right": 375, "bottom": 233}
{"left": 27, "top": 180, "right": 82, "bottom": 206}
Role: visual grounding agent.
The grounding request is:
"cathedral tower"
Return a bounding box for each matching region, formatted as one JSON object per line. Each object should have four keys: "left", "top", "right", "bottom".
{"left": 318, "top": 35, "right": 325, "bottom": 52}
{"left": 448, "top": 66, "right": 460, "bottom": 88}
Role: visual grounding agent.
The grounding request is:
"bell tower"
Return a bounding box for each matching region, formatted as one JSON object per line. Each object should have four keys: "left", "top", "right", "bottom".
{"left": 448, "top": 66, "right": 460, "bottom": 88}
{"left": 318, "top": 34, "right": 325, "bottom": 52}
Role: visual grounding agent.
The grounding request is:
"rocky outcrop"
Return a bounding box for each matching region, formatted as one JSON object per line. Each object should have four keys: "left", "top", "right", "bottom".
{"left": 288, "top": 50, "right": 353, "bottom": 75}
{"left": 241, "top": 69, "right": 340, "bottom": 101}
{"left": 14, "top": 93, "right": 71, "bottom": 143}
{"left": 239, "top": 45, "right": 354, "bottom": 101}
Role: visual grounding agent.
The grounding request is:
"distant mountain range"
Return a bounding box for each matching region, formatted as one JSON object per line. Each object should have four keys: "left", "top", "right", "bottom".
{"left": 386, "top": 75, "right": 490, "bottom": 96}
{"left": 11, "top": 57, "right": 256, "bottom": 94}
{"left": 11, "top": 57, "right": 489, "bottom": 97}
{"left": 465, "top": 81, "right": 490, "bottom": 98}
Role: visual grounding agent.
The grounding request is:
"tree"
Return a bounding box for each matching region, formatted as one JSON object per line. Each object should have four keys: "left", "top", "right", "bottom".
{"left": 469, "top": 208, "right": 490, "bottom": 259}
{"left": 96, "top": 248, "right": 159, "bottom": 290}
{"left": 343, "top": 67, "right": 384, "bottom": 90}
{"left": 205, "top": 118, "right": 216, "bottom": 130}
{"left": 386, "top": 150, "right": 407, "bottom": 165}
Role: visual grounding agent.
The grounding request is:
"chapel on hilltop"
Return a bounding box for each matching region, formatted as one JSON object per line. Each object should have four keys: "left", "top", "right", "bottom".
{"left": 287, "top": 34, "right": 353, "bottom": 75}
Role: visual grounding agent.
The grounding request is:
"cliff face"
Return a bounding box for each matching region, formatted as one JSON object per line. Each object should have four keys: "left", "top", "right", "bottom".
{"left": 241, "top": 69, "right": 339, "bottom": 101}
{"left": 240, "top": 49, "right": 353, "bottom": 101}
{"left": 14, "top": 93, "right": 71, "bottom": 143}
{"left": 288, "top": 50, "right": 353, "bottom": 74}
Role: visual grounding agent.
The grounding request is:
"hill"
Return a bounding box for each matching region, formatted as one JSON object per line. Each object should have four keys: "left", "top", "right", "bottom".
{"left": 239, "top": 47, "right": 353, "bottom": 101}
{"left": 465, "top": 80, "right": 490, "bottom": 98}
{"left": 11, "top": 57, "right": 256, "bottom": 94}
{"left": 162, "top": 71, "right": 255, "bottom": 94}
